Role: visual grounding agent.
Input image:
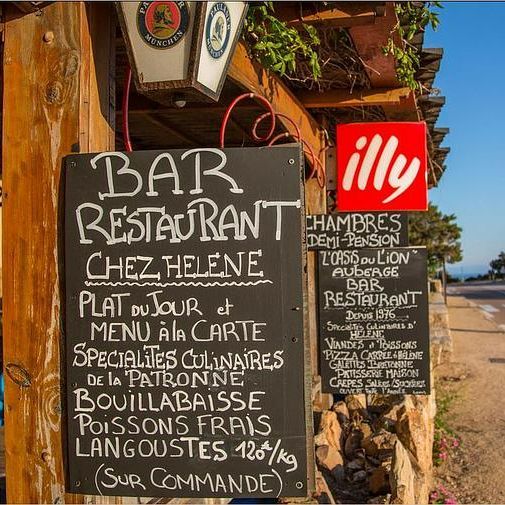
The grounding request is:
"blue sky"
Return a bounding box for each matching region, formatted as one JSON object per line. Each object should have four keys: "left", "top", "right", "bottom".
{"left": 425, "top": 2, "right": 505, "bottom": 275}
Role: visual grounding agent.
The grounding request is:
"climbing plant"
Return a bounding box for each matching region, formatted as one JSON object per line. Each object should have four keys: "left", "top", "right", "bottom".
{"left": 383, "top": 2, "right": 442, "bottom": 91}
{"left": 243, "top": 2, "right": 322, "bottom": 80}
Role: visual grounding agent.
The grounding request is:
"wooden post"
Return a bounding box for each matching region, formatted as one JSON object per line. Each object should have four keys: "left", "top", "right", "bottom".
{"left": 2, "top": 3, "right": 114, "bottom": 503}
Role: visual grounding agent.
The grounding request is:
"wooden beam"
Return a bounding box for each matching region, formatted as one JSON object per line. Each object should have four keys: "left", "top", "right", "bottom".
{"left": 2, "top": 3, "right": 115, "bottom": 503}
{"left": 383, "top": 88, "right": 420, "bottom": 121}
{"left": 228, "top": 115, "right": 255, "bottom": 143}
{"left": 11, "top": 2, "right": 49, "bottom": 14}
{"left": 228, "top": 41, "right": 322, "bottom": 163}
{"left": 274, "top": 2, "right": 384, "bottom": 28}
{"left": 298, "top": 86, "right": 412, "bottom": 109}
{"left": 80, "top": 2, "right": 116, "bottom": 153}
{"left": 115, "top": 99, "right": 259, "bottom": 116}
{"left": 141, "top": 113, "right": 201, "bottom": 146}
{"left": 349, "top": 2, "right": 401, "bottom": 87}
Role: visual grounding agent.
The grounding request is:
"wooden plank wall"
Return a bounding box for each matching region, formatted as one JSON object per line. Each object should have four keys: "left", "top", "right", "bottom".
{"left": 2, "top": 3, "right": 114, "bottom": 503}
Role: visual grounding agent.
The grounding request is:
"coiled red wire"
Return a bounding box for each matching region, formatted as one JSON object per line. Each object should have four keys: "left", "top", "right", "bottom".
{"left": 123, "top": 82, "right": 326, "bottom": 189}
{"left": 220, "top": 92, "right": 326, "bottom": 188}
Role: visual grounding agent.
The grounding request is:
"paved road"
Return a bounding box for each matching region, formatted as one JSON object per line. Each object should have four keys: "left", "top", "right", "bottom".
{"left": 437, "top": 294, "right": 505, "bottom": 503}
{"left": 447, "top": 280, "right": 505, "bottom": 331}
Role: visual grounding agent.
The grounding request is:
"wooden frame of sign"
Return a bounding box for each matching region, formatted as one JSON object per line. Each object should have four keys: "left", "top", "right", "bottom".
{"left": 116, "top": 2, "right": 248, "bottom": 102}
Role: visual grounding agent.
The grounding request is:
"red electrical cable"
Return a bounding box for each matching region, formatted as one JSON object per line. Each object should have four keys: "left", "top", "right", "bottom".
{"left": 220, "top": 91, "right": 326, "bottom": 188}
{"left": 220, "top": 93, "right": 276, "bottom": 148}
{"left": 122, "top": 65, "right": 133, "bottom": 152}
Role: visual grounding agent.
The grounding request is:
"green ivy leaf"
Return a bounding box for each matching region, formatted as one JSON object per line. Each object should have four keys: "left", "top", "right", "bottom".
{"left": 243, "top": 1, "right": 321, "bottom": 80}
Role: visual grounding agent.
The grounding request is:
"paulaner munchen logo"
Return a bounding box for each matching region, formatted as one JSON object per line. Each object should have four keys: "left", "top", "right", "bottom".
{"left": 205, "top": 2, "right": 231, "bottom": 59}
{"left": 137, "top": 1, "right": 190, "bottom": 49}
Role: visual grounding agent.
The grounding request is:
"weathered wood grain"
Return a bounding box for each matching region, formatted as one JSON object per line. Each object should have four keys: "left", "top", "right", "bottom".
{"left": 349, "top": 2, "right": 401, "bottom": 88}
{"left": 298, "top": 87, "right": 413, "bottom": 109}
{"left": 2, "top": 3, "right": 114, "bottom": 503}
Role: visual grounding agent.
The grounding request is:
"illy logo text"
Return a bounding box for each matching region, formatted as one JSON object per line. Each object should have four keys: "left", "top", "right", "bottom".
{"left": 342, "top": 133, "right": 421, "bottom": 204}
{"left": 337, "top": 121, "right": 427, "bottom": 211}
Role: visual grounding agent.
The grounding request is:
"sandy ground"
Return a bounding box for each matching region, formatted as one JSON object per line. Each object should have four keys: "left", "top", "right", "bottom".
{"left": 435, "top": 295, "right": 505, "bottom": 504}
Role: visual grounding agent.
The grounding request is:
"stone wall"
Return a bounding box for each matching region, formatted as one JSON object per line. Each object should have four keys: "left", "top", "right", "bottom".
{"left": 429, "top": 280, "right": 453, "bottom": 365}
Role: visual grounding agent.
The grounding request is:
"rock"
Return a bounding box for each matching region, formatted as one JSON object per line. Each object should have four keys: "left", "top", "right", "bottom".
{"left": 345, "top": 429, "right": 363, "bottom": 459}
{"left": 314, "top": 470, "right": 337, "bottom": 503}
{"left": 316, "top": 444, "right": 344, "bottom": 473}
{"left": 367, "top": 394, "right": 403, "bottom": 414}
{"left": 354, "top": 447, "right": 366, "bottom": 460}
{"left": 347, "top": 458, "right": 365, "bottom": 471}
{"left": 369, "top": 464, "right": 391, "bottom": 495}
{"left": 359, "top": 422, "right": 373, "bottom": 440}
{"left": 396, "top": 399, "right": 431, "bottom": 472}
{"left": 332, "top": 401, "right": 350, "bottom": 426}
{"left": 315, "top": 410, "right": 345, "bottom": 474}
{"left": 362, "top": 429, "right": 398, "bottom": 457}
{"left": 385, "top": 404, "right": 402, "bottom": 422}
{"left": 314, "top": 431, "right": 329, "bottom": 447}
{"left": 313, "top": 377, "right": 335, "bottom": 412}
{"left": 331, "top": 463, "right": 346, "bottom": 482}
{"left": 395, "top": 396, "right": 434, "bottom": 503}
{"left": 346, "top": 394, "right": 368, "bottom": 420}
{"left": 352, "top": 470, "right": 368, "bottom": 482}
{"left": 389, "top": 441, "right": 415, "bottom": 504}
{"left": 374, "top": 402, "right": 405, "bottom": 432}
{"left": 367, "top": 494, "right": 391, "bottom": 504}
{"left": 318, "top": 410, "right": 343, "bottom": 449}
{"left": 367, "top": 455, "right": 382, "bottom": 466}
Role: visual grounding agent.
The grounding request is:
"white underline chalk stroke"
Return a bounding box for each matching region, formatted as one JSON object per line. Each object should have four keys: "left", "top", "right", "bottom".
{"left": 84, "top": 280, "right": 274, "bottom": 287}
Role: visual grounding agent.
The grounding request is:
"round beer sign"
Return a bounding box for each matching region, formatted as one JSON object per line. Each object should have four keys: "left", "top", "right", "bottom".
{"left": 137, "top": 1, "right": 189, "bottom": 49}
{"left": 205, "top": 2, "right": 231, "bottom": 59}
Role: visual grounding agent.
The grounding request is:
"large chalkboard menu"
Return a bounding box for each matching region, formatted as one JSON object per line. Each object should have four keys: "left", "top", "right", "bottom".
{"left": 64, "top": 146, "right": 310, "bottom": 498}
{"left": 306, "top": 213, "right": 408, "bottom": 250}
{"left": 318, "top": 247, "right": 430, "bottom": 395}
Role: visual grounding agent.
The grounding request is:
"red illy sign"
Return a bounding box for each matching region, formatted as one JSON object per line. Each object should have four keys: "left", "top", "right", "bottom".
{"left": 336, "top": 122, "right": 428, "bottom": 211}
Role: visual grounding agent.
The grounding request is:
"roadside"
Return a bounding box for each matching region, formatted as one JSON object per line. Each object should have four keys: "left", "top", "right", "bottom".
{"left": 433, "top": 294, "right": 505, "bottom": 504}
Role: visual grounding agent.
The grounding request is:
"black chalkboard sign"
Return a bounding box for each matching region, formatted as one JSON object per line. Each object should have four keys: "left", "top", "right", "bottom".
{"left": 318, "top": 247, "right": 430, "bottom": 394}
{"left": 306, "top": 213, "right": 408, "bottom": 250}
{"left": 64, "top": 146, "right": 310, "bottom": 498}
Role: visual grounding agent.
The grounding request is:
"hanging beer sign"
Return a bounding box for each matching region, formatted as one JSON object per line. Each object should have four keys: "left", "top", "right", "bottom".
{"left": 194, "top": 2, "right": 248, "bottom": 98}
{"left": 336, "top": 122, "right": 428, "bottom": 212}
{"left": 117, "top": 1, "right": 248, "bottom": 101}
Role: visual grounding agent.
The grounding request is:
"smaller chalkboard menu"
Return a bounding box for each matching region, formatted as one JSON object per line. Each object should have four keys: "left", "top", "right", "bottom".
{"left": 307, "top": 213, "right": 408, "bottom": 250}
{"left": 318, "top": 247, "right": 430, "bottom": 395}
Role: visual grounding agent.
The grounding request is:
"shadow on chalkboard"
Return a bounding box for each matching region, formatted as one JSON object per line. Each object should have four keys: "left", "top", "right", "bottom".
{"left": 0, "top": 476, "right": 5, "bottom": 504}
{"left": 230, "top": 499, "right": 277, "bottom": 504}
{"left": 58, "top": 157, "right": 72, "bottom": 492}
